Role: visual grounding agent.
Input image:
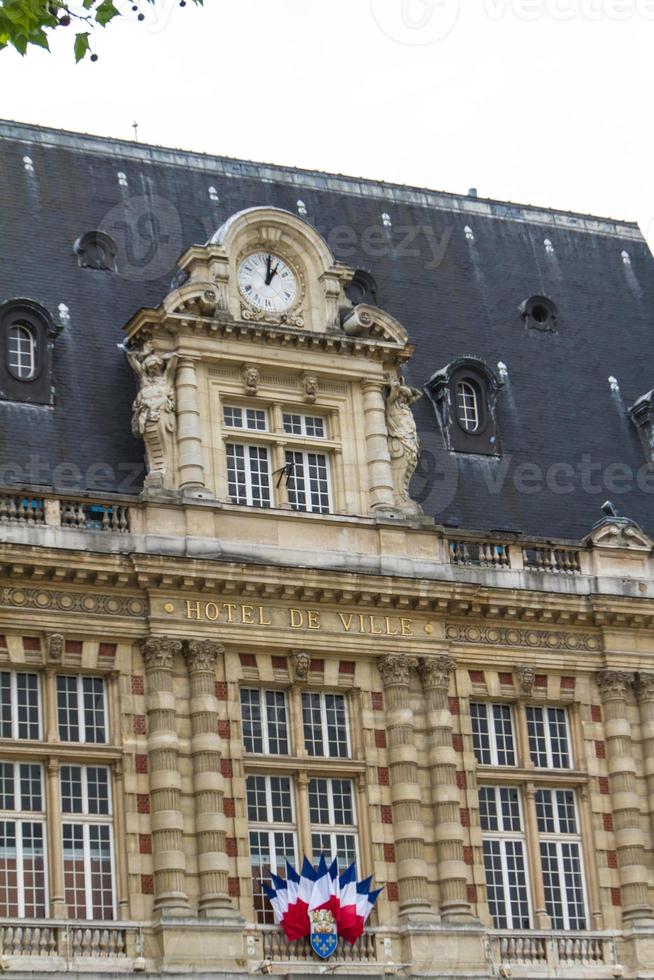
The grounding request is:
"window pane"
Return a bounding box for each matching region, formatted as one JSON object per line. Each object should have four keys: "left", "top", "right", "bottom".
{"left": 245, "top": 409, "right": 267, "bottom": 431}
{"left": 269, "top": 777, "right": 292, "bottom": 823}
{"left": 0, "top": 675, "right": 11, "bottom": 739}
{"left": 526, "top": 706, "right": 547, "bottom": 767}
{"left": 264, "top": 691, "right": 289, "bottom": 755}
{"left": 324, "top": 694, "right": 348, "bottom": 757}
{"left": 241, "top": 690, "right": 264, "bottom": 753}
{"left": 541, "top": 841, "right": 565, "bottom": 929}
{"left": 504, "top": 840, "right": 530, "bottom": 928}
{"left": 302, "top": 692, "right": 325, "bottom": 756}
{"left": 250, "top": 829, "right": 296, "bottom": 925}
{"left": 283, "top": 414, "right": 302, "bottom": 435}
{"left": 248, "top": 446, "right": 271, "bottom": 508}
{"left": 305, "top": 417, "right": 326, "bottom": 438}
{"left": 19, "top": 764, "right": 42, "bottom": 812}
{"left": 498, "top": 787, "right": 522, "bottom": 833}
{"left": 246, "top": 775, "right": 268, "bottom": 822}
{"left": 89, "top": 825, "right": 113, "bottom": 920}
{"left": 61, "top": 766, "right": 83, "bottom": 814}
{"left": 63, "top": 823, "right": 87, "bottom": 919}
{"left": 226, "top": 444, "right": 247, "bottom": 504}
{"left": 535, "top": 789, "right": 556, "bottom": 833}
{"left": 479, "top": 786, "right": 498, "bottom": 832}
{"left": 308, "top": 778, "right": 330, "bottom": 824}
{"left": 87, "top": 767, "right": 110, "bottom": 816}
{"left": 330, "top": 780, "right": 354, "bottom": 825}
{"left": 286, "top": 450, "right": 307, "bottom": 511}
{"left": 561, "top": 842, "right": 586, "bottom": 929}
{"left": 0, "top": 821, "right": 18, "bottom": 916}
{"left": 22, "top": 822, "right": 46, "bottom": 917}
{"left": 16, "top": 674, "right": 39, "bottom": 740}
{"left": 8, "top": 324, "right": 36, "bottom": 380}
{"left": 548, "top": 708, "right": 571, "bottom": 769}
{"left": 470, "top": 703, "right": 491, "bottom": 765}
{"left": 307, "top": 453, "right": 330, "bottom": 513}
{"left": 82, "top": 677, "right": 107, "bottom": 744}
{"left": 57, "top": 676, "right": 79, "bottom": 742}
{"left": 492, "top": 705, "right": 516, "bottom": 766}
{"left": 223, "top": 406, "right": 243, "bottom": 428}
{"left": 0, "top": 763, "right": 14, "bottom": 811}
{"left": 456, "top": 380, "right": 479, "bottom": 432}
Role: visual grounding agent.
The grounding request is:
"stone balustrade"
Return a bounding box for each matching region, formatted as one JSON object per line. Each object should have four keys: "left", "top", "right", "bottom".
{"left": 0, "top": 919, "right": 142, "bottom": 969}
{"left": 490, "top": 930, "right": 614, "bottom": 975}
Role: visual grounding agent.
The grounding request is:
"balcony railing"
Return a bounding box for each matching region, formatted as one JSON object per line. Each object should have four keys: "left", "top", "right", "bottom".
{"left": 0, "top": 493, "right": 46, "bottom": 526}
{"left": 0, "top": 492, "right": 131, "bottom": 534}
{"left": 260, "top": 926, "right": 378, "bottom": 963}
{"left": 0, "top": 919, "right": 142, "bottom": 969}
{"left": 489, "top": 930, "right": 615, "bottom": 975}
{"left": 523, "top": 546, "right": 582, "bottom": 575}
{"left": 449, "top": 539, "right": 511, "bottom": 568}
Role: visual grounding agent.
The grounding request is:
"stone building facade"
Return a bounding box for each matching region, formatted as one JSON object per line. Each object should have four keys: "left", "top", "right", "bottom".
{"left": 0, "top": 121, "right": 653, "bottom": 978}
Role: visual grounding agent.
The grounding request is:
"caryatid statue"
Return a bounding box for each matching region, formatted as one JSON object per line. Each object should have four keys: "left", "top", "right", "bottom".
{"left": 385, "top": 372, "right": 423, "bottom": 515}
{"left": 127, "top": 340, "right": 178, "bottom": 489}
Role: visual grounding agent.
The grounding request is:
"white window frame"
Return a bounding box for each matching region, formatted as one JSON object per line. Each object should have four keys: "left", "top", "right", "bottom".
{"left": 240, "top": 689, "right": 290, "bottom": 755}
{"left": 0, "top": 672, "right": 41, "bottom": 741}
{"left": 61, "top": 764, "right": 115, "bottom": 921}
{"left": 470, "top": 702, "right": 516, "bottom": 767}
{"left": 8, "top": 323, "right": 36, "bottom": 381}
{"left": 0, "top": 817, "right": 48, "bottom": 918}
{"left": 456, "top": 380, "right": 480, "bottom": 432}
{"left": 479, "top": 784, "right": 532, "bottom": 930}
{"left": 536, "top": 788, "right": 588, "bottom": 930}
{"left": 57, "top": 675, "right": 108, "bottom": 745}
{"left": 223, "top": 405, "right": 268, "bottom": 432}
{"left": 308, "top": 777, "right": 359, "bottom": 865}
{"left": 526, "top": 706, "right": 573, "bottom": 769}
{"left": 246, "top": 774, "right": 295, "bottom": 826}
{"left": 247, "top": 774, "right": 297, "bottom": 925}
{"left": 302, "top": 692, "right": 350, "bottom": 758}
{"left": 226, "top": 442, "right": 273, "bottom": 508}
{"left": 285, "top": 450, "right": 332, "bottom": 514}
{"left": 282, "top": 412, "right": 328, "bottom": 439}
{"left": 0, "top": 761, "right": 43, "bottom": 813}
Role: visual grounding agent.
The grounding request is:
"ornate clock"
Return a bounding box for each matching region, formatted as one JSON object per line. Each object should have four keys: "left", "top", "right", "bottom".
{"left": 238, "top": 251, "right": 298, "bottom": 314}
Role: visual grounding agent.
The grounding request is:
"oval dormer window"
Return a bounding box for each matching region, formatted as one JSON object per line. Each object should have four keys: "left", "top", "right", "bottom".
{"left": 456, "top": 379, "right": 481, "bottom": 433}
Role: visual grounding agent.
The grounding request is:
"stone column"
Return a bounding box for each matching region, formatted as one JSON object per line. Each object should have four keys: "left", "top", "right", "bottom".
{"left": 113, "top": 760, "right": 130, "bottom": 920}
{"left": 46, "top": 759, "right": 67, "bottom": 918}
{"left": 361, "top": 380, "right": 396, "bottom": 513}
{"left": 523, "top": 782, "right": 551, "bottom": 928}
{"left": 176, "top": 357, "right": 206, "bottom": 491}
{"left": 636, "top": 673, "right": 654, "bottom": 869}
{"left": 378, "top": 654, "right": 436, "bottom": 921}
{"left": 141, "top": 636, "right": 191, "bottom": 917}
{"left": 185, "top": 639, "right": 240, "bottom": 918}
{"left": 596, "top": 670, "right": 654, "bottom": 925}
{"left": 419, "top": 656, "right": 472, "bottom": 921}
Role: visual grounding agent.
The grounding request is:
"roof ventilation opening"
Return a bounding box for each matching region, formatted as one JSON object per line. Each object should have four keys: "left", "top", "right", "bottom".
{"left": 621, "top": 250, "right": 631, "bottom": 266}
{"left": 208, "top": 186, "right": 219, "bottom": 202}
{"left": 297, "top": 200, "right": 307, "bottom": 217}
{"left": 117, "top": 171, "right": 128, "bottom": 187}
{"left": 381, "top": 212, "right": 392, "bottom": 228}
{"left": 74, "top": 231, "right": 118, "bottom": 272}
{"left": 544, "top": 238, "right": 555, "bottom": 255}
{"left": 57, "top": 303, "right": 71, "bottom": 326}
{"left": 609, "top": 376, "right": 620, "bottom": 392}
{"left": 520, "top": 295, "right": 558, "bottom": 332}
{"left": 345, "top": 269, "right": 378, "bottom": 308}
{"left": 22, "top": 156, "right": 34, "bottom": 173}
{"left": 464, "top": 225, "right": 475, "bottom": 241}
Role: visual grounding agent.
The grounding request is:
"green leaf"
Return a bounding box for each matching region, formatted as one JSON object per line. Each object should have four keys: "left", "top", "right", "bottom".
{"left": 73, "top": 29, "right": 89, "bottom": 61}
{"left": 94, "top": 0, "right": 119, "bottom": 26}
{"left": 30, "top": 28, "right": 50, "bottom": 49}
{"left": 11, "top": 33, "right": 27, "bottom": 54}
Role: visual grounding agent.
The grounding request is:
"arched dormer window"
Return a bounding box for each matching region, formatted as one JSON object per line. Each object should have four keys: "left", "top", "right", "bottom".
{"left": 74, "top": 231, "right": 118, "bottom": 272}
{"left": 520, "top": 295, "right": 558, "bottom": 332}
{"left": 0, "top": 300, "right": 57, "bottom": 405}
{"left": 425, "top": 357, "right": 503, "bottom": 455}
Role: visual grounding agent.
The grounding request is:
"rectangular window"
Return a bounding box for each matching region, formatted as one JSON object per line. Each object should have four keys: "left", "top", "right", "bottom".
{"left": 246, "top": 774, "right": 296, "bottom": 925}
{"left": 226, "top": 443, "right": 272, "bottom": 507}
{"left": 0, "top": 761, "right": 46, "bottom": 919}
{"left": 302, "top": 692, "right": 349, "bottom": 758}
{"left": 285, "top": 451, "right": 331, "bottom": 514}
{"left": 0, "top": 672, "right": 40, "bottom": 741}
{"left": 223, "top": 406, "right": 268, "bottom": 431}
{"left": 282, "top": 413, "right": 327, "bottom": 439}
{"left": 479, "top": 785, "right": 530, "bottom": 929}
{"left": 536, "top": 788, "right": 587, "bottom": 929}
{"left": 57, "top": 676, "right": 107, "bottom": 744}
{"left": 471, "top": 703, "right": 516, "bottom": 766}
{"left": 309, "top": 778, "right": 358, "bottom": 866}
{"left": 526, "top": 706, "right": 572, "bottom": 769}
{"left": 61, "top": 764, "right": 113, "bottom": 920}
{"left": 240, "top": 689, "right": 289, "bottom": 755}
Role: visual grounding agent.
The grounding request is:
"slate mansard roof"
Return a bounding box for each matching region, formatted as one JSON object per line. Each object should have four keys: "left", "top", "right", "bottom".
{"left": 0, "top": 118, "right": 652, "bottom": 541}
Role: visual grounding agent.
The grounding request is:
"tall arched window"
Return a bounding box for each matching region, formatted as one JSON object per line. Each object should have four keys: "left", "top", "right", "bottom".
{"left": 456, "top": 380, "right": 480, "bottom": 432}
{"left": 8, "top": 323, "right": 36, "bottom": 380}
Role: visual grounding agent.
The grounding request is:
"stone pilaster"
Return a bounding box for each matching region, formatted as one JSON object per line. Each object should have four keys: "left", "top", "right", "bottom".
{"left": 378, "top": 654, "right": 436, "bottom": 921}
{"left": 185, "top": 639, "right": 240, "bottom": 918}
{"left": 636, "top": 673, "right": 654, "bottom": 875}
{"left": 419, "top": 656, "right": 473, "bottom": 922}
{"left": 361, "top": 380, "right": 396, "bottom": 513}
{"left": 46, "top": 759, "right": 67, "bottom": 918}
{"left": 596, "top": 670, "right": 654, "bottom": 925}
{"left": 176, "top": 357, "right": 206, "bottom": 491}
{"left": 141, "top": 636, "right": 191, "bottom": 917}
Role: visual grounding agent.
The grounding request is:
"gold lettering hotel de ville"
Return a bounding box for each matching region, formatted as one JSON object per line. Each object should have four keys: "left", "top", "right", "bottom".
{"left": 1, "top": 120, "right": 654, "bottom": 979}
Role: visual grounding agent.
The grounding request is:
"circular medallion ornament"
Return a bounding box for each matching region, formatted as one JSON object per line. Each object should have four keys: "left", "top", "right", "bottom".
{"left": 238, "top": 251, "right": 298, "bottom": 313}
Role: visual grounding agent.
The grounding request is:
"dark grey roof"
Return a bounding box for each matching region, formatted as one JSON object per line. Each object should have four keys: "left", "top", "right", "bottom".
{"left": 1, "top": 119, "right": 652, "bottom": 541}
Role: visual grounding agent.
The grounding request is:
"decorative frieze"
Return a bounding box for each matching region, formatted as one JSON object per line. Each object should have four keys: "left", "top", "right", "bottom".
{"left": 446, "top": 624, "right": 601, "bottom": 652}
{"left": 0, "top": 587, "right": 146, "bottom": 618}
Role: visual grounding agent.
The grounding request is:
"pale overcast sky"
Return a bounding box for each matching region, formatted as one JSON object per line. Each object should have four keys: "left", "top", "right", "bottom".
{"left": 1, "top": 0, "right": 653, "bottom": 241}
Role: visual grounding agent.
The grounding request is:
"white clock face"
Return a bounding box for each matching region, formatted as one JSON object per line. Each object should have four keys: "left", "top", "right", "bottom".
{"left": 238, "top": 252, "right": 298, "bottom": 312}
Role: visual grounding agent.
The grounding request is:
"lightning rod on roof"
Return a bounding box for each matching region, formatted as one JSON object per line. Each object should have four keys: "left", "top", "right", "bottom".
{"left": 132, "top": 121, "right": 139, "bottom": 142}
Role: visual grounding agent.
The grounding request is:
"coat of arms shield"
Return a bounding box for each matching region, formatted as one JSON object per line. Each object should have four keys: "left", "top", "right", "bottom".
{"left": 309, "top": 909, "right": 338, "bottom": 959}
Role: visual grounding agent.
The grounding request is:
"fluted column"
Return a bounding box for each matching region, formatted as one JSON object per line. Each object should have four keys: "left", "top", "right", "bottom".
{"left": 378, "top": 654, "right": 436, "bottom": 921}
{"left": 46, "top": 759, "right": 67, "bottom": 918}
{"left": 596, "top": 670, "right": 654, "bottom": 925}
{"left": 419, "top": 656, "right": 473, "bottom": 921}
{"left": 636, "top": 673, "right": 654, "bottom": 871}
{"left": 141, "top": 636, "right": 191, "bottom": 917}
{"left": 176, "top": 356, "right": 206, "bottom": 490}
{"left": 361, "top": 380, "right": 396, "bottom": 513}
{"left": 186, "top": 639, "right": 240, "bottom": 918}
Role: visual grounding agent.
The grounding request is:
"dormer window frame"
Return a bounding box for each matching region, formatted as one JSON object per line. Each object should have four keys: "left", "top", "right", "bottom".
{"left": 0, "top": 299, "right": 57, "bottom": 406}
{"left": 425, "top": 357, "right": 502, "bottom": 456}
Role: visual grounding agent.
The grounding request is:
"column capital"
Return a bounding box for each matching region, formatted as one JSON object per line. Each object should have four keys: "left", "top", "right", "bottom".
{"left": 418, "top": 655, "right": 456, "bottom": 691}
{"left": 378, "top": 654, "right": 416, "bottom": 688}
{"left": 595, "top": 669, "right": 634, "bottom": 702}
{"left": 636, "top": 672, "right": 654, "bottom": 701}
{"left": 47, "top": 758, "right": 60, "bottom": 777}
{"left": 140, "top": 635, "right": 182, "bottom": 673}
{"left": 360, "top": 377, "right": 385, "bottom": 394}
{"left": 185, "top": 639, "right": 224, "bottom": 673}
